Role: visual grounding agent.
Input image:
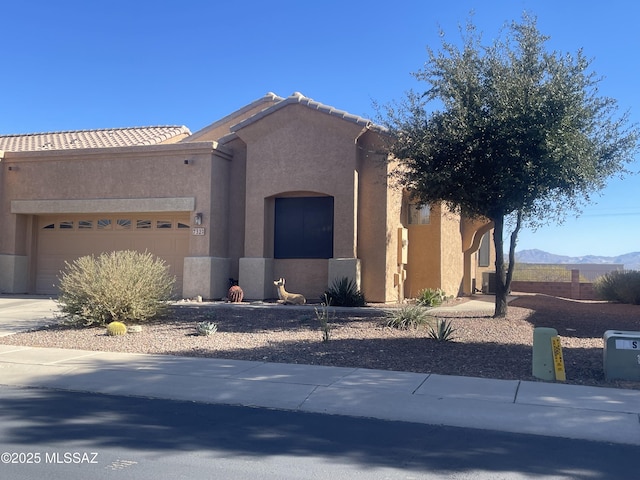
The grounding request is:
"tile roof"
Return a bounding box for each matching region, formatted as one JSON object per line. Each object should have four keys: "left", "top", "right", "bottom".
{"left": 231, "top": 92, "right": 386, "bottom": 133}
{"left": 0, "top": 92, "right": 385, "bottom": 153}
{"left": 187, "top": 92, "right": 283, "bottom": 142}
{"left": 0, "top": 126, "right": 191, "bottom": 152}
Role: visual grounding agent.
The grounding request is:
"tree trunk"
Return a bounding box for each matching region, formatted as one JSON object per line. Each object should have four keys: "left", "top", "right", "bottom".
{"left": 505, "top": 210, "right": 522, "bottom": 294}
{"left": 492, "top": 213, "right": 508, "bottom": 318}
{"left": 492, "top": 211, "right": 522, "bottom": 318}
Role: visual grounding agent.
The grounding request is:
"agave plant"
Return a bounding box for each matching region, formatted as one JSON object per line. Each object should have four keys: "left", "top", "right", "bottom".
{"left": 386, "top": 305, "right": 433, "bottom": 330}
{"left": 323, "top": 277, "right": 366, "bottom": 307}
{"left": 428, "top": 318, "right": 456, "bottom": 342}
{"left": 195, "top": 321, "right": 218, "bottom": 336}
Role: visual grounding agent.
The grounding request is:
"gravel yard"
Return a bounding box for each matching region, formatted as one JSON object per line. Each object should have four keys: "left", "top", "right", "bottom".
{"left": 1, "top": 293, "right": 638, "bottom": 390}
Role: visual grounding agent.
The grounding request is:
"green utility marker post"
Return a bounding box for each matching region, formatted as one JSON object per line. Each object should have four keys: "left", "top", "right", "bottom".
{"left": 532, "top": 327, "right": 558, "bottom": 381}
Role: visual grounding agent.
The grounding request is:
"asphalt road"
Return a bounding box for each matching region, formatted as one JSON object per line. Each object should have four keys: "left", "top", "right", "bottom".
{"left": 0, "top": 385, "right": 636, "bottom": 479}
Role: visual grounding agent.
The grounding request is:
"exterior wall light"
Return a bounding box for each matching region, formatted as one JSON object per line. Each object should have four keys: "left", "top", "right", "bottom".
{"left": 194, "top": 213, "right": 203, "bottom": 225}
{"left": 184, "top": 159, "right": 190, "bottom": 165}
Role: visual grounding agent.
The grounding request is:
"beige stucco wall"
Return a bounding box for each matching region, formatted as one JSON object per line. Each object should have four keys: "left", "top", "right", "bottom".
{"left": 272, "top": 259, "right": 328, "bottom": 301}
{"left": 183, "top": 256, "right": 231, "bottom": 299}
{"left": 1, "top": 142, "right": 219, "bottom": 240}
{"left": 233, "top": 103, "right": 370, "bottom": 299}
{"left": 404, "top": 202, "right": 442, "bottom": 298}
{"left": 0, "top": 254, "right": 28, "bottom": 293}
{"left": 439, "top": 208, "right": 464, "bottom": 296}
{"left": 357, "top": 131, "right": 400, "bottom": 303}
{"left": 220, "top": 136, "right": 248, "bottom": 282}
{"left": 403, "top": 199, "right": 495, "bottom": 298}
{"left": 0, "top": 142, "right": 233, "bottom": 297}
{"left": 236, "top": 104, "right": 364, "bottom": 258}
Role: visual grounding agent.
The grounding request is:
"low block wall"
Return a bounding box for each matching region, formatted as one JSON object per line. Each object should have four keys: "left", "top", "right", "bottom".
{"left": 511, "top": 270, "right": 597, "bottom": 300}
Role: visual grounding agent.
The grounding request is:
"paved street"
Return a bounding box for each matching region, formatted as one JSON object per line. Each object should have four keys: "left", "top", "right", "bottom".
{"left": 1, "top": 385, "right": 637, "bottom": 480}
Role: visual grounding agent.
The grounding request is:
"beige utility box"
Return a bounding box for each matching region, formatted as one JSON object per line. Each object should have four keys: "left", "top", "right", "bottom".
{"left": 603, "top": 330, "right": 640, "bottom": 381}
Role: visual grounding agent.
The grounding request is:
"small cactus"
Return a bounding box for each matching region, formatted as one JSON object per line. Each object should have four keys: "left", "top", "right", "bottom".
{"left": 228, "top": 285, "right": 244, "bottom": 303}
{"left": 195, "top": 321, "right": 218, "bottom": 336}
{"left": 106, "top": 321, "right": 127, "bottom": 336}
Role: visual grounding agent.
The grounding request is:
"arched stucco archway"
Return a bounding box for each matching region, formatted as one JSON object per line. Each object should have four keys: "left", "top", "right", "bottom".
{"left": 461, "top": 219, "right": 494, "bottom": 295}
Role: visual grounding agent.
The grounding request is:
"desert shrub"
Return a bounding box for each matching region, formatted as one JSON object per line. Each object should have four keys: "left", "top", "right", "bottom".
{"left": 386, "top": 305, "right": 434, "bottom": 329}
{"left": 323, "top": 277, "right": 366, "bottom": 307}
{"left": 428, "top": 318, "right": 456, "bottom": 342}
{"left": 416, "top": 288, "right": 448, "bottom": 307}
{"left": 594, "top": 270, "right": 640, "bottom": 305}
{"left": 58, "top": 250, "right": 175, "bottom": 325}
{"left": 315, "top": 294, "right": 334, "bottom": 342}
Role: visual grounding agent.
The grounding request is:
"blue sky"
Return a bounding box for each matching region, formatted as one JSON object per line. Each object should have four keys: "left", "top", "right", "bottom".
{"left": 2, "top": 0, "right": 638, "bottom": 257}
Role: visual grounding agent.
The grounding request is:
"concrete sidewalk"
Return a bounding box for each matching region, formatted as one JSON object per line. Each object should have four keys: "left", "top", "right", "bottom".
{"left": 0, "top": 295, "right": 639, "bottom": 446}
{"left": 0, "top": 345, "right": 639, "bottom": 446}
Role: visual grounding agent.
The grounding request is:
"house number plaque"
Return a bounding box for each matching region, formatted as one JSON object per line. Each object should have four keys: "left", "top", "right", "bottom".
{"left": 192, "top": 227, "right": 205, "bottom": 236}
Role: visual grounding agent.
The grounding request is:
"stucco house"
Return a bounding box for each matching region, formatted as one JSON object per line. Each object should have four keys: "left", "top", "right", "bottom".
{"left": 0, "top": 92, "right": 494, "bottom": 302}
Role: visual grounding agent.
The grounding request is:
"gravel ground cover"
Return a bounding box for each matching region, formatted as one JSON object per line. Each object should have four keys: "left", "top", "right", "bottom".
{"left": 1, "top": 293, "right": 638, "bottom": 390}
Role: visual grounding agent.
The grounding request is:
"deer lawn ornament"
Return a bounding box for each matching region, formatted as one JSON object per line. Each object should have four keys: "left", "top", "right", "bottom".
{"left": 273, "top": 278, "right": 306, "bottom": 305}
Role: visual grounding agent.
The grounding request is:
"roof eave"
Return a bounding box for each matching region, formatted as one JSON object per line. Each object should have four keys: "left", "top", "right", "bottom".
{"left": 230, "top": 92, "right": 385, "bottom": 133}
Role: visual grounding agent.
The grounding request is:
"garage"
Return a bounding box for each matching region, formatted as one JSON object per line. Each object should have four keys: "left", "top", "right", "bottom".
{"left": 36, "top": 213, "right": 190, "bottom": 295}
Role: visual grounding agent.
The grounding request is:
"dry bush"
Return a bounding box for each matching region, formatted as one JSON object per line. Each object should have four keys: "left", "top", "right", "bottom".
{"left": 58, "top": 250, "right": 175, "bottom": 325}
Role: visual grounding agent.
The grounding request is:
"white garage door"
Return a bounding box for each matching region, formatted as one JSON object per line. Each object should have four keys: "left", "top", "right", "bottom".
{"left": 36, "top": 213, "right": 190, "bottom": 295}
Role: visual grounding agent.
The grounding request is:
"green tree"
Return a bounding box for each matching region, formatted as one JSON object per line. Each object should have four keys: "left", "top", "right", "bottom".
{"left": 380, "top": 14, "right": 638, "bottom": 317}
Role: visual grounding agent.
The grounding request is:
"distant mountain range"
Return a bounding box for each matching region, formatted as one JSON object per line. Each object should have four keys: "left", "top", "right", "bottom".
{"left": 513, "top": 249, "right": 640, "bottom": 271}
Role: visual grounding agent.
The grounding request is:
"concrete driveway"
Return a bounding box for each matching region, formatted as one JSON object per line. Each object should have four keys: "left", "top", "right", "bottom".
{"left": 0, "top": 295, "right": 61, "bottom": 337}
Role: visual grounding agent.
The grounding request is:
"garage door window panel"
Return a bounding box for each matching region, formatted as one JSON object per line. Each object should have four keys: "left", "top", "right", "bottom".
{"left": 98, "top": 219, "right": 112, "bottom": 230}
{"left": 116, "top": 219, "right": 131, "bottom": 230}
